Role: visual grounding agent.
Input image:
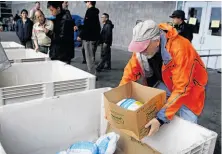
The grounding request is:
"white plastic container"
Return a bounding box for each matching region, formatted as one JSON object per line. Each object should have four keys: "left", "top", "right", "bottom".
{"left": 1, "top": 41, "right": 25, "bottom": 49}
{"left": 0, "top": 61, "right": 95, "bottom": 105}
{"left": 0, "top": 88, "right": 218, "bottom": 154}
{"left": 4, "top": 48, "right": 49, "bottom": 63}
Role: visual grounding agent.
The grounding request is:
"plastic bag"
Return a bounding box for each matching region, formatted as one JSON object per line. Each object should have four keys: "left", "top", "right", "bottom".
{"left": 117, "top": 99, "right": 143, "bottom": 111}
{"left": 57, "top": 142, "right": 98, "bottom": 154}
{"left": 96, "top": 132, "right": 120, "bottom": 154}
{"left": 57, "top": 132, "right": 119, "bottom": 154}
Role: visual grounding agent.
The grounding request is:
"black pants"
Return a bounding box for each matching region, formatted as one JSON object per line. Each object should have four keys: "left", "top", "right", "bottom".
{"left": 82, "top": 45, "right": 86, "bottom": 62}
{"left": 20, "top": 40, "right": 33, "bottom": 49}
{"left": 97, "top": 43, "right": 111, "bottom": 70}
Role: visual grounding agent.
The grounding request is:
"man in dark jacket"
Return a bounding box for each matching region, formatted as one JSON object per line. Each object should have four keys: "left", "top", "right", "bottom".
{"left": 96, "top": 13, "right": 114, "bottom": 72}
{"left": 77, "top": 1, "right": 101, "bottom": 76}
{"left": 170, "top": 10, "right": 193, "bottom": 42}
{"left": 15, "top": 9, "right": 33, "bottom": 48}
{"left": 47, "top": 1, "right": 74, "bottom": 64}
{"left": 13, "top": 11, "right": 21, "bottom": 30}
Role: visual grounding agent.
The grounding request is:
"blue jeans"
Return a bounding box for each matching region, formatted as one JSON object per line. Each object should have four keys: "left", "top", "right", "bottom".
{"left": 155, "top": 82, "right": 198, "bottom": 123}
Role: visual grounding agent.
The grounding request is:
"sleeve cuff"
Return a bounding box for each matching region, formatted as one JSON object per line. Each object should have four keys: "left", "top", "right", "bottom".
{"left": 156, "top": 117, "right": 165, "bottom": 126}
{"left": 157, "top": 108, "right": 170, "bottom": 124}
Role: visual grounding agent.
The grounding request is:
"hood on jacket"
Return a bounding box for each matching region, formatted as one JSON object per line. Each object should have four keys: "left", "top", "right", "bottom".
{"left": 159, "top": 23, "right": 178, "bottom": 39}
{"left": 106, "top": 20, "right": 114, "bottom": 29}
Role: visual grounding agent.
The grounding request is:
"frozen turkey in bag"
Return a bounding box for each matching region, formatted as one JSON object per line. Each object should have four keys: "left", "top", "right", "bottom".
{"left": 117, "top": 98, "right": 143, "bottom": 111}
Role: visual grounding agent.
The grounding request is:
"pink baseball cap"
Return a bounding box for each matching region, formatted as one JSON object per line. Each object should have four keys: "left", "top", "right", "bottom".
{"left": 128, "top": 20, "right": 160, "bottom": 53}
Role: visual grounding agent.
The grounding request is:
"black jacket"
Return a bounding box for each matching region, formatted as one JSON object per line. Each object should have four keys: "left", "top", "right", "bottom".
{"left": 101, "top": 20, "right": 114, "bottom": 46}
{"left": 174, "top": 22, "right": 193, "bottom": 42}
{"left": 80, "top": 6, "right": 101, "bottom": 41}
{"left": 15, "top": 18, "right": 33, "bottom": 42}
{"left": 47, "top": 10, "right": 74, "bottom": 62}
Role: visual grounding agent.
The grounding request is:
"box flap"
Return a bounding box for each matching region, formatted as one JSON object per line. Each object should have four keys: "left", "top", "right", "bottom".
{"left": 104, "top": 82, "right": 132, "bottom": 103}
{"left": 106, "top": 124, "right": 161, "bottom": 154}
{"left": 131, "top": 81, "right": 166, "bottom": 104}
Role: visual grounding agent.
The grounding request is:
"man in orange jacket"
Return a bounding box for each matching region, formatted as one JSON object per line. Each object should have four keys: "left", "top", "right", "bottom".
{"left": 120, "top": 20, "right": 208, "bottom": 136}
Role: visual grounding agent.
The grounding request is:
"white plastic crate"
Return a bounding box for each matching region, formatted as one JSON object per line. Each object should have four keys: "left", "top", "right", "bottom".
{"left": 1, "top": 41, "right": 25, "bottom": 49}
{"left": 0, "top": 88, "right": 218, "bottom": 154}
{"left": 4, "top": 48, "right": 49, "bottom": 63}
{"left": 0, "top": 61, "right": 95, "bottom": 105}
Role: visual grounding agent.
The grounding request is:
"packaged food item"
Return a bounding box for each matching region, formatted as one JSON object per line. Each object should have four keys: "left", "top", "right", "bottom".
{"left": 96, "top": 132, "right": 120, "bottom": 154}
{"left": 68, "top": 141, "right": 98, "bottom": 154}
{"left": 117, "top": 99, "right": 143, "bottom": 111}
{"left": 57, "top": 132, "right": 119, "bottom": 154}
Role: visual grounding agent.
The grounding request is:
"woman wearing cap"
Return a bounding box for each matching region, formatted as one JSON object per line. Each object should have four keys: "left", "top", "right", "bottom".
{"left": 119, "top": 20, "right": 208, "bottom": 136}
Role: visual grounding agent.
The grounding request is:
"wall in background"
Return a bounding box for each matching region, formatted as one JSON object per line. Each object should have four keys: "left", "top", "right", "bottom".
{"left": 12, "top": 1, "right": 176, "bottom": 50}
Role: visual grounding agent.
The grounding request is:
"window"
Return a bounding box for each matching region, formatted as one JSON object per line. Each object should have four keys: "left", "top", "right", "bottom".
{"left": 208, "top": 7, "right": 221, "bottom": 36}
{"left": 176, "top": 1, "right": 184, "bottom": 10}
{"left": 187, "top": 7, "right": 202, "bottom": 34}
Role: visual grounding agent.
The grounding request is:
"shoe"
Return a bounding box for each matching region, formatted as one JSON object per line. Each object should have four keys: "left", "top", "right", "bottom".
{"left": 82, "top": 60, "right": 86, "bottom": 64}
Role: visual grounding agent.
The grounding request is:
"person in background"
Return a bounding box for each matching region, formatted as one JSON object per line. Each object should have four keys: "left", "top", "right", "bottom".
{"left": 62, "top": 1, "right": 69, "bottom": 10}
{"left": 62, "top": 1, "right": 72, "bottom": 19}
{"left": 46, "top": 1, "right": 74, "bottom": 64}
{"left": 170, "top": 10, "right": 193, "bottom": 42}
{"left": 8, "top": 16, "right": 14, "bottom": 31}
{"left": 120, "top": 20, "right": 207, "bottom": 136}
{"left": 29, "top": 1, "right": 41, "bottom": 23}
{"left": 77, "top": 21, "right": 86, "bottom": 64}
{"left": 15, "top": 9, "right": 33, "bottom": 48}
{"left": 32, "top": 10, "right": 54, "bottom": 54}
{"left": 75, "top": 19, "right": 86, "bottom": 64}
{"left": 2, "top": 18, "right": 8, "bottom": 31}
{"left": 62, "top": 1, "right": 77, "bottom": 60}
{"left": 62, "top": 1, "right": 78, "bottom": 32}
{"left": 13, "top": 11, "right": 21, "bottom": 31}
{"left": 77, "top": 1, "right": 101, "bottom": 76}
{"left": 96, "top": 13, "right": 114, "bottom": 72}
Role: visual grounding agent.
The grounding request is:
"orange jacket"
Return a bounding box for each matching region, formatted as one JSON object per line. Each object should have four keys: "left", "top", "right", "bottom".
{"left": 120, "top": 23, "right": 208, "bottom": 122}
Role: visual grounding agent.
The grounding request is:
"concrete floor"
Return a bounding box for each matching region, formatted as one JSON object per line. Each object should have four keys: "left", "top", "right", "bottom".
{"left": 0, "top": 32, "right": 221, "bottom": 154}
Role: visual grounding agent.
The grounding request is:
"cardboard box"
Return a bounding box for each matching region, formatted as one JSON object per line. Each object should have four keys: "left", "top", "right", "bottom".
{"left": 104, "top": 81, "right": 166, "bottom": 140}
{"left": 106, "top": 124, "right": 161, "bottom": 154}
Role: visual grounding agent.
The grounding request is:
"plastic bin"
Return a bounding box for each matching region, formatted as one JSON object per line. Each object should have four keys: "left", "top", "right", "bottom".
{"left": 0, "top": 61, "right": 95, "bottom": 105}
{"left": 1, "top": 41, "right": 25, "bottom": 49}
{"left": 0, "top": 88, "right": 218, "bottom": 154}
{"left": 4, "top": 48, "right": 49, "bottom": 63}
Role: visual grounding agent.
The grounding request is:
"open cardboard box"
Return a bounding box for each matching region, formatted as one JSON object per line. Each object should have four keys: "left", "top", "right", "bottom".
{"left": 104, "top": 81, "right": 166, "bottom": 140}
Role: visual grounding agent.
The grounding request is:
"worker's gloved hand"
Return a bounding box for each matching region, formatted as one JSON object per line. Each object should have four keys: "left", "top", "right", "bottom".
{"left": 145, "top": 118, "right": 161, "bottom": 136}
